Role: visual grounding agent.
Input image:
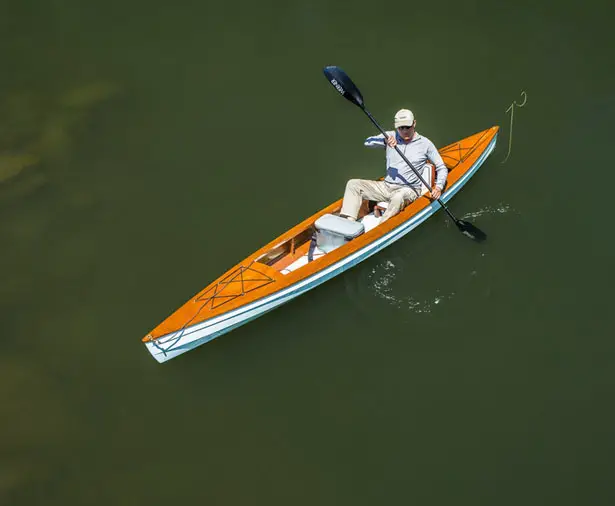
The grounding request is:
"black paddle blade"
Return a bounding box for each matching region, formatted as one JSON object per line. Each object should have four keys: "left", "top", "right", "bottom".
{"left": 456, "top": 220, "right": 487, "bottom": 242}
{"left": 323, "top": 66, "right": 364, "bottom": 109}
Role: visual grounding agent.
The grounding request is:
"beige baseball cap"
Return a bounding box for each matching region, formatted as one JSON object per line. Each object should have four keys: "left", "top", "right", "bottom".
{"left": 394, "top": 109, "right": 415, "bottom": 128}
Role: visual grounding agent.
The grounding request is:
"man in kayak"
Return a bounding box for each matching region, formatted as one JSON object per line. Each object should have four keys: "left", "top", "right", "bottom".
{"left": 340, "top": 108, "right": 448, "bottom": 222}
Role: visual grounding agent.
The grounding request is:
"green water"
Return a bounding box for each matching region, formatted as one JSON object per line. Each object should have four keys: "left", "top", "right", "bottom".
{"left": 2, "top": 0, "right": 615, "bottom": 504}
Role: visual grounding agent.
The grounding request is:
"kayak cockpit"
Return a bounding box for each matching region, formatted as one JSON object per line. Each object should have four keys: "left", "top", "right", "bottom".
{"left": 255, "top": 202, "right": 386, "bottom": 275}
{"left": 278, "top": 214, "right": 366, "bottom": 274}
{"left": 253, "top": 227, "right": 314, "bottom": 270}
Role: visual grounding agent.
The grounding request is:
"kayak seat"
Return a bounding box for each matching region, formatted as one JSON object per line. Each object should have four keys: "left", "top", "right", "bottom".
{"left": 418, "top": 162, "right": 436, "bottom": 195}
{"left": 314, "top": 214, "right": 364, "bottom": 253}
{"left": 280, "top": 215, "right": 364, "bottom": 274}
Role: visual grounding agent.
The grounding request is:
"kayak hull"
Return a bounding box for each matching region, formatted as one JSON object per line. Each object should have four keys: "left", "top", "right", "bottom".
{"left": 144, "top": 128, "right": 498, "bottom": 363}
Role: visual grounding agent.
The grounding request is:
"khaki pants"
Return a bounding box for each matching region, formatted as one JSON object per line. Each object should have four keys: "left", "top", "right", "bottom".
{"left": 340, "top": 179, "right": 421, "bottom": 221}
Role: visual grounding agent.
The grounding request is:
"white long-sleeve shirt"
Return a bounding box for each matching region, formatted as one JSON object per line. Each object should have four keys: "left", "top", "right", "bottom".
{"left": 364, "top": 131, "right": 448, "bottom": 191}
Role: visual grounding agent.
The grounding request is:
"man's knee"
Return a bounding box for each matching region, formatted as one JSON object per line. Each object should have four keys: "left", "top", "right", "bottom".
{"left": 345, "top": 178, "right": 363, "bottom": 193}
{"left": 400, "top": 188, "right": 419, "bottom": 203}
{"left": 389, "top": 192, "right": 409, "bottom": 207}
{"left": 384, "top": 189, "right": 417, "bottom": 219}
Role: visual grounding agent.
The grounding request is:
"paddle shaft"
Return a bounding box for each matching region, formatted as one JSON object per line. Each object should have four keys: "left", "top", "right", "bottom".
{"left": 362, "top": 108, "right": 462, "bottom": 225}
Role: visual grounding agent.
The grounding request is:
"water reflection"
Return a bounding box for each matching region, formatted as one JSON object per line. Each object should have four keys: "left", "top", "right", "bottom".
{"left": 0, "top": 82, "right": 119, "bottom": 189}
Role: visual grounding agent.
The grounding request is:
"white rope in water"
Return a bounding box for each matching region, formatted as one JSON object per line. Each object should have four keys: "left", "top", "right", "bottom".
{"left": 501, "top": 91, "right": 527, "bottom": 164}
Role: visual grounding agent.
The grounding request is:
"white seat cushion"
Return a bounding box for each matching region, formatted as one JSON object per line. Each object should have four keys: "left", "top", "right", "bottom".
{"left": 315, "top": 213, "right": 365, "bottom": 238}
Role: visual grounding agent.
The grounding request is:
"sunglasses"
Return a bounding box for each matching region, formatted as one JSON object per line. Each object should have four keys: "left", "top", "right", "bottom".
{"left": 398, "top": 125, "right": 414, "bottom": 130}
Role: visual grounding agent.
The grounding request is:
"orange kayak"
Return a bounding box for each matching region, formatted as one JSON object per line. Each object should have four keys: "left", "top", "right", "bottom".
{"left": 143, "top": 126, "right": 499, "bottom": 363}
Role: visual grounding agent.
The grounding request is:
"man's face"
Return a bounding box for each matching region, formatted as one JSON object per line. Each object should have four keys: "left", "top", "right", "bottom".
{"left": 397, "top": 122, "right": 415, "bottom": 140}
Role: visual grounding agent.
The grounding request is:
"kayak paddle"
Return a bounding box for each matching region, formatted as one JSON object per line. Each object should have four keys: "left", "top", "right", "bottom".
{"left": 323, "top": 65, "right": 487, "bottom": 242}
